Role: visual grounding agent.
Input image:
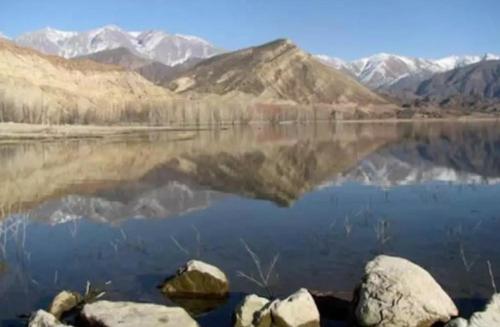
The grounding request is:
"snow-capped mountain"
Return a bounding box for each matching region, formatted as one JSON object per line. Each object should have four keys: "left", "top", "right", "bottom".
{"left": 15, "top": 25, "right": 221, "bottom": 66}
{"left": 0, "top": 32, "right": 9, "bottom": 40}
{"left": 432, "top": 54, "right": 500, "bottom": 71}
{"left": 315, "top": 53, "right": 500, "bottom": 89}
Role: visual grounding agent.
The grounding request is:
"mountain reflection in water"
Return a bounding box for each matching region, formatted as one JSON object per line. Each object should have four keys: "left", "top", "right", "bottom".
{"left": 0, "top": 121, "right": 499, "bottom": 326}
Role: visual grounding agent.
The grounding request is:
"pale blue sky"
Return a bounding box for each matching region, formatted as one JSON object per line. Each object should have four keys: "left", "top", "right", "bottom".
{"left": 1, "top": 0, "right": 499, "bottom": 60}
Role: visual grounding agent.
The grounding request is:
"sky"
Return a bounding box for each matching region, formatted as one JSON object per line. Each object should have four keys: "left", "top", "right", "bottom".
{"left": 0, "top": 0, "right": 499, "bottom": 60}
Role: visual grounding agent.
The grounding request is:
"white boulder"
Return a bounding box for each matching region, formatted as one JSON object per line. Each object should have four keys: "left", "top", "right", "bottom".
{"left": 355, "top": 255, "right": 458, "bottom": 327}
{"left": 469, "top": 293, "right": 500, "bottom": 327}
{"left": 161, "top": 260, "right": 229, "bottom": 298}
{"left": 48, "top": 290, "right": 81, "bottom": 319}
{"left": 271, "top": 288, "right": 320, "bottom": 327}
{"left": 28, "top": 310, "right": 72, "bottom": 327}
{"left": 234, "top": 294, "right": 272, "bottom": 327}
{"left": 81, "top": 300, "right": 199, "bottom": 327}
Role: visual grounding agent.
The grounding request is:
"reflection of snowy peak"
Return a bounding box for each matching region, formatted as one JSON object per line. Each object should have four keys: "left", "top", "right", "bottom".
{"left": 340, "top": 130, "right": 500, "bottom": 188}
{"left": 343, "top": 153, "right": 500, "bottom": 188}
{"left": 31, "top": 181, "right": 222, "bottom": 225}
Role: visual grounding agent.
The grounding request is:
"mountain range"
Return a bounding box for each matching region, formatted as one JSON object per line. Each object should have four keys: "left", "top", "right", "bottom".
{"left": 14, "top": 25, "right": 500, "bottom": 92}
{"left": 315, "top": 53, "right": 500, "bottom": 90}
{"left": 2, "top": 25, "right": 500, "bottom": 122}
{"left": 15, "top": 25, "right": 221, "bottom": 66}
{"left": 0, "top": 36, "right": 395, "bottom": 125}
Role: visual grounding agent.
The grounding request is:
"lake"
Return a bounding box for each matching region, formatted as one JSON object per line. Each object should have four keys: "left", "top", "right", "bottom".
{"left": 0, "top": 121, "right": 499, "bottom": 326}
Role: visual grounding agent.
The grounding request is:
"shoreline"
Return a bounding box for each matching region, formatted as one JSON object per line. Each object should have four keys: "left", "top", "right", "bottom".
{"left": 0, "top": 116, "right": 499, "bottom": 142}
{"left": 0, "top": 123, "right": 225, "bottom": 142}
{"left": 23, "top": 256, "right": 497, "bottom": 327}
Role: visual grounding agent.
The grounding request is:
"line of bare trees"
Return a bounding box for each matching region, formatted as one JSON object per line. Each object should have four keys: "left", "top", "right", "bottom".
{"left": 0, "top": 91, "right": 354, "bottom": 126}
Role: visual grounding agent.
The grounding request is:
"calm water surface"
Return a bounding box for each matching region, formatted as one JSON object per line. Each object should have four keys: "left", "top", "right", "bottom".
{"left": 0, "top": 122, "right": 499, "bottom": 326}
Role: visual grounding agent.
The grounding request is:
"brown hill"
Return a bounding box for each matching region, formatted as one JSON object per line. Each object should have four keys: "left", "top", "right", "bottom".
{"left": 169, "top": 39, "right": 389, "bottom": 106}
{"left": 0, "top": 39, "right": 177, "bottom": 124}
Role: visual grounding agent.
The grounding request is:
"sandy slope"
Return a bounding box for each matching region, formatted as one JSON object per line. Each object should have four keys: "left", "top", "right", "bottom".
{"left": 0, "top": 39, "right": 176, "bottom": 123}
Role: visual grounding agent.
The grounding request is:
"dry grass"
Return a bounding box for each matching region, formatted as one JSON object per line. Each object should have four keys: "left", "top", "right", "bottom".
{"left": 487, "top": 260, "right": 497, "bottom": 294}
{"left": 237, "top": 239, "right": 280, "bottom": 297}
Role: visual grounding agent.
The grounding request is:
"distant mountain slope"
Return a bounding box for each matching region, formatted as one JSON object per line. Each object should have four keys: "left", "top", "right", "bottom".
{"left": 169, "top": 39, "right": 388, "bottom": 106}
{"left": 0, "top": 39, "right": 176, "bottom": 124}
{"left": 77, "top": 47, "right": 152, "bottom": 69}
{"left": 135, "top": 61, "right": 176, "bottom": 84}
{"left": 138, "top": 59, "right": 203, "bottom": 85}
{"left": 414, "top": 60, "right": 500, "bottom": 106}
{"left": 416, "top": 60, "right": 500, "bottom": 99}
{"left": 77, "top": 47, "right": 202, "bottom": 84}
{"left": 15, "top": 25, "right": 221, "bottom": 66}
{"left": 317, "top": 53, "right": 500, "bottom": 90}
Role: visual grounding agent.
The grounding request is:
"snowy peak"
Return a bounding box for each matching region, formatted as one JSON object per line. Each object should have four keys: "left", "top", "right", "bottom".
{"left": 317, "top": 52, "right": 500, "bottom": 89}
{"left": 432, "top": 53, "right": 500, "bottom": 71}
{"left": 0, "top": 32, "right": 9, "bottom": 40}
{"left": 483, "top": 53, "right": 500, "bottom": 61}
{"left": 314, "top": 54, "right": 346, "bottom": 70}
{"left": 15, "top": 25, "right": 221, "bottom": 66}
{"left": 38, "top": 27, "right": 77, "bottom": 41}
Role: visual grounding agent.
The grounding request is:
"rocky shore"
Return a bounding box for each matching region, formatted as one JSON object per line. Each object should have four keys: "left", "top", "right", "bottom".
{"left": 28, "top": 256, "right": 499, "bottom": 327}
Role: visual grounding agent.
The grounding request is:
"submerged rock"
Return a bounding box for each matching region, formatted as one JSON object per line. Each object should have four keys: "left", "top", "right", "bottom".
{"left": 234, "top": 294, "right": 272, "bottom": 327}
{"left": 80, "top": 300, "right": 198, "bottom": 327}
{"left": 468, "top": 293, "right": 500, "bottom": 327}
{"left": 48, "top": 290, "right": 82, "bottom": 319}
{"left": 271, "top": 288, "right": 320, "bottom": 327}
{"left": 161, "top": 260, "right": 229, "bottom": 298}
{"left": 308, "top": 290, "right": 351, "bottom": 321}
{"left": 28, "top": 310, "right": 72, "bottom": 327}
{"left": 354, "top": 255, "right": 458, "bottom": 327}
{"left": 445, "top": 318, "right": 468, "bottom": 327}
{"left": 168, "top": 296, "right": 228, "bottom": 316}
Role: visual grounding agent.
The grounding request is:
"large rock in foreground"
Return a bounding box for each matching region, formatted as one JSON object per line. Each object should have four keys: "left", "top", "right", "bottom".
{"left": 80, "top": 301, "right": 198, "bottom": 327}
{"left": 234, "top": 294, "right": 272, "bottom": 327}
{"left": 161, "top": 260, "right": 229, "bottom": 298}
{"left": 354, "top": 255, "right": 458, "bottom": 327}
{"left": 271, "top": 288, "right": 320, "bottom": 327}
{"left": 233, "top": 290, "right": 320, "bottom": 327}
{"left": 468, "top": 293, "right": 500, "bottom": 327}
{"left": 29, "top": 310, "right": 72, "bottom": 327}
